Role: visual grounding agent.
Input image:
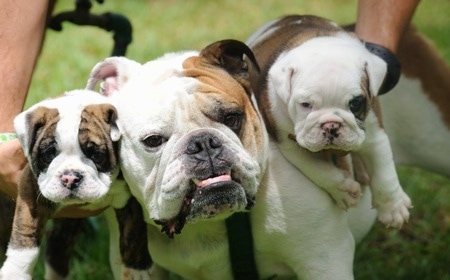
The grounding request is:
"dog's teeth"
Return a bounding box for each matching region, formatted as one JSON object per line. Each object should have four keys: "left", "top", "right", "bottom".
{"left": 192, "top": 178, "right": 200, "bottom": 186}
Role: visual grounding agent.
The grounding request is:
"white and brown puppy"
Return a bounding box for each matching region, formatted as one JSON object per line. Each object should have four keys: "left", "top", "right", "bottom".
{"left": 87, "top": 40, "right": 376, "bottom": 279}
{"left": 246, "top": 15, "right": 412, "bottom": 228}
{"left": 0, "top": 90, "right": 151, "bottom": 280}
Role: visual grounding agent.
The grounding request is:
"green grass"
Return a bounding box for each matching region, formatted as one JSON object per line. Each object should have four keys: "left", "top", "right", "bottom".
{"left": 18, "top": 0, "right": 450, "bottom": 279}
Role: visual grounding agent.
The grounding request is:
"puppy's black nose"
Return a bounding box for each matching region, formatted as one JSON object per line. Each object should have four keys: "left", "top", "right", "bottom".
{"left": 61, "top": 171, "right": 83, "bottom": 189}
{"left": 186, "top": 134, "right": 223, "bottom": 159}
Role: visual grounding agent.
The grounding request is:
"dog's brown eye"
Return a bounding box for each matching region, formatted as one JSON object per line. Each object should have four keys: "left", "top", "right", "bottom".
{"left": 223, "top": 113, "right": 242, "bottom": 132}
{"left": 349, "top": 96, "right": 366, "bottom": 114}
{"left": 142, "top": 135, "right": 166, "bottom": 148}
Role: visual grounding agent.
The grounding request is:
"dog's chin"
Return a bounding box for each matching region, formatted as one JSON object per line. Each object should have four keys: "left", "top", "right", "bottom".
{"left": 290, "top": 133, "right": 361, "bottom": 154}
{"left": 40, "top": 185, "right": 110, "bottom": 205}
{"left": 155, "top": 180, "right": 254, "bottom": 239}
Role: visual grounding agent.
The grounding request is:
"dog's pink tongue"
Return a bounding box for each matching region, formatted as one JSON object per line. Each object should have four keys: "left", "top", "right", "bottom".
{"left": 197, "top": 175, "right": 231, "bottom": 188}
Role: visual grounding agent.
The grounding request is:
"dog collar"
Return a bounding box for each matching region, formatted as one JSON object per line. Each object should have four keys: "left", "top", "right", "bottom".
{"left": 0, "top": 133, "right": 17, "bottom": 144}
{"left": 364, "top": 41, "right": 402, "bottom": 95}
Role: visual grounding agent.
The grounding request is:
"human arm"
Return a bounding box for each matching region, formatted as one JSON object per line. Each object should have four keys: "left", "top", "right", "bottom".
{"left": 355, "top": 0, "right": 420, "bottom": 53}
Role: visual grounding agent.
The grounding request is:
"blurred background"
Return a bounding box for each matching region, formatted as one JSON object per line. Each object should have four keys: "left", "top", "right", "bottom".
{"left": 26, "top": 0, "right": 450, "bottom": 279}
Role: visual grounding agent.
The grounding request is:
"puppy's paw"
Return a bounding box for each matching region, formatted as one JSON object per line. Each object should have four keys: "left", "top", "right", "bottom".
{"left": 121, "top": 266, "right": 152, "bottom": 280}
{"left": 375, "top": 190, "right": 412, "bottom": 229}
{"left": 330, "top": 179, "right": 362, "bottom": 210}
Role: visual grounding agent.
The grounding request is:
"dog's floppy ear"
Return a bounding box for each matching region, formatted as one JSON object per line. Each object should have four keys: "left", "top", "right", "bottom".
{"left": 103, "top": 104, "right": 121, "bottom": 142}
{"left": 199, "top": 39, "right": 260, "bottom": 84}
{"left": 14, "top": 109, "right": 34, "bottom": 159}
{"left": 14, "top": 107, "right": 59, "bottom": 160}
{"left": 365, "top": 54, "right": 388, "bottom": 97}
{"left": 268, "top": 62, "right": 296, "bottom": 104}
{"left": 86, "top": 56, "right": 141, "bottom": 97}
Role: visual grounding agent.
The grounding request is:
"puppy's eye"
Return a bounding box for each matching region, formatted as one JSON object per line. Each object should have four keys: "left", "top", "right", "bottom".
{"left": 40, "top": 145, "right": 58, "bottom": 164}
{"left": 142, "top": 135, "right": 167, "bottom": 148}
{"left": 300, "top": 102, "right": 312, "bottom": 109}
{"left": 89, "top": 150, "right": 107, "bottom": 165}
{"left": 223, "top": 113, "right": 242, "bottom": 132}
{"left": 349, "top": 96, "right": 366, "bottom": 114}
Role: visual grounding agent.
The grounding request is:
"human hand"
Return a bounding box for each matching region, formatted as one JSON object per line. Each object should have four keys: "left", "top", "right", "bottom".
{"left": 0, "top": 139, "right": 27, "bottom": 198}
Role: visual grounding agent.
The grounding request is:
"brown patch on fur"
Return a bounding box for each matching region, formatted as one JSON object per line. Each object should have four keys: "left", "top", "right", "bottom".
{"left": 181, "top": 47, "right": 264, "bottom": 159}
{"left": 26, "top": 107, "right": 59, "bottom": 173}
{"left": 351, "top": 153, "right": 370, "bottom": 186}
{"left": 44, "top": 218, "right": 86, "bottom": 277}
{"left": 79, "top": 104, "right": 119, "bottom": 173}
{"left": 397, "top": 26, "right": 450, "bottom": 128}
{"left": 361, "top": 69, "right": 384, "bottom": 128}
{"left": 115, "top": 196, "right": 152, "bottom": 270}
{"left": 9, "top": 165, "right": 55, "bottom": 249}
{"left": 321, "top": 150, "right": 351, "bottom": 173}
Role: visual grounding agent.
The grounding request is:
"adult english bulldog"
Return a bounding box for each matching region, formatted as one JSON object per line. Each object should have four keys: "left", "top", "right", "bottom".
{"left": 246, "top": 15, "right": 412, "bottom": 228}
{"left": 0, "top": 90, "right": 151, "bottom": 280}
{"left": 379, "top": 26, "right": 450, "bottom": 178}
{"left": 87, "top": 40, "right": 376, "bottom": 279}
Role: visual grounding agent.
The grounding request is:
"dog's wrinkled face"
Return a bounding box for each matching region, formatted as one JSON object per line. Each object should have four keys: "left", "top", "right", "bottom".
{"left": 14, "top": 90, "right": 121, "bottom": 205}
{"left": 269, "top": 34, "right": 386, "bottom": 152}
{"left": 88, "top": 40, "right": 267, "bottom": 237}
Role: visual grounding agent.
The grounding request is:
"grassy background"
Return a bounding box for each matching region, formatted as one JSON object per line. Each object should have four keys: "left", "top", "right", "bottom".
{"left": 21, "top": 0, "right": 450, "bottom": 279}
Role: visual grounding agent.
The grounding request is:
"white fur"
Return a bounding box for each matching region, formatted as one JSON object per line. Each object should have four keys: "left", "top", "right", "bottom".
{"left": 0, "top": 247, "right": 39, "bottom": 280}
{"left": 13, "top": 90, "right": 122, "bottom": 206}
{"left": 254, "top": 27, "right": 412, "bottom": 228}
{"left": 382, "top": 76, "right": 450, "bottom": 176}
{"left": 87, "top": 52, "right": 377, "bottom": 279}
{"left": 1, "top": 91, "right": 129, "bottom": 278}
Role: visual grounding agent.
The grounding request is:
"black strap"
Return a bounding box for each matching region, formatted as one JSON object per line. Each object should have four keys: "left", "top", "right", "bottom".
{"left": 226, "top": 212, "right": 260, "bottom": 280}
{"left": 364, "top": 41, "right": 402, "bottom": 95}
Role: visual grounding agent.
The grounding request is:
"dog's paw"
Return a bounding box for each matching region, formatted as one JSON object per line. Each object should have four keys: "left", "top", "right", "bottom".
{"left": 121, "top": 266, "right": 152, "bottom": 280}
{"left": 375, "top": 190, "right": 412, "bottom": 229}
{"left": 329, "top": 179, "right": 362, "bottom": 210}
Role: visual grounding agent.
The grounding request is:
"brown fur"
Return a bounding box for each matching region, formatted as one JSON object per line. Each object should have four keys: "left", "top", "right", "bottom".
{"left": 9, "top": 165, "right": 55, "bottom": 249}
{"left": 398, "top": 26, "right": 450, "bottom": 128}
{"left": 115, "top": 197, "right": 152, "bottom": 270}
{"left": 79, "top": 104, "right": 120, "bottom": 173}
{"left": 182, "top": 40, "right": 265, "bottom": 159}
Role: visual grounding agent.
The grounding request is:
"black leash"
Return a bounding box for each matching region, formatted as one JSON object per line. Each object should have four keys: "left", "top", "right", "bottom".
{"left": 226, "top": 212, "right": 260, "bottom": 280}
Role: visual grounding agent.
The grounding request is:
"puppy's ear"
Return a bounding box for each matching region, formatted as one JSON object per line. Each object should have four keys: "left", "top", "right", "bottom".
{"left": 199, "top": 39, "right": 260, "bottom": 82}
{"left": 14, "top": 110, "right": 33, "bottom": 159}
{"left": 14, "top": 107, "right": 59, "bottom": 160}
{"left": 365, "top": 55, "right": 388, "bottom": 96}
{"left": 86, "top": 56, "right": 141, "bottom": 97}
{"left": 268, "top": 64, "right": 296, "bottom": 104}
{"left": 104, "top": 105, "right": 121, "bottom": 142}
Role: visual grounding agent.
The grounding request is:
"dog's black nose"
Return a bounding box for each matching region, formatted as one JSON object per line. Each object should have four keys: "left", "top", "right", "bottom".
{"left": 186, "top": 134, "right": 223, "bottom": 159}
{"left": 61, "top": 170, "right": 83, "bottom": 189}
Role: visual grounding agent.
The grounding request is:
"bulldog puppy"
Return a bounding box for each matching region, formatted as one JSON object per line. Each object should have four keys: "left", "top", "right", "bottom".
{"left": 246, "top": 15, "right": 412, "bottom": 228}
{"left": 87, "top": 40, "right": 377, "bottom": 279}
{"left": 0, "top": 90, "right": 151, "bottom": 280}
